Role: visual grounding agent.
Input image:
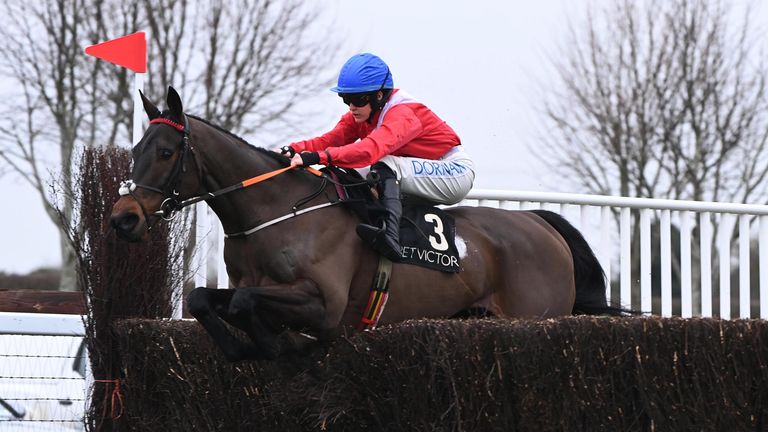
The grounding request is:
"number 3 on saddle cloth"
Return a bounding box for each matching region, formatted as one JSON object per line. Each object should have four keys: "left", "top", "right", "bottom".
{"left": 397, "top": 206, "right": 460, "bottom": 272}
{"left": 327, "top": 167, "right": 461, "bottom": 273}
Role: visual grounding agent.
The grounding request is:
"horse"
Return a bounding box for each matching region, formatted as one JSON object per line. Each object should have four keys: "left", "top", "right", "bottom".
{"left": 109, "top": 87, "right": 622, "bottom": 362}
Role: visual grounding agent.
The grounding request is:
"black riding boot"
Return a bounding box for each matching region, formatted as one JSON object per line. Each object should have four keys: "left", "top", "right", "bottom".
{"left": 357, "top": 165, "right": 402, "bottom": 261}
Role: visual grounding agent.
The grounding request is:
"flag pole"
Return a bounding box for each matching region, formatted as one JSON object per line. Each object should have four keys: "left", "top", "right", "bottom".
{"left": 86, "top": 31, "right": 187, "bottom": 318}
{"left": 132, "top": 71, "right": 145, "bottom": 145}
{"left": 84, "top": 31, "right": 148, "bottom": 145}
{"left": 132, "top": 31, "right": 147, "bottom": 146}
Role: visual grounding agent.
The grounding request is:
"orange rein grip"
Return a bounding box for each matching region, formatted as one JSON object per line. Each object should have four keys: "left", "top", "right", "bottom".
{"left": 241, "top": 167, "right": 292, "bottom": 187}
{"left": 305, "top": 166, "right": 324, "bottom": 176}
{"left": 239, "top": 165, "right": 323, "bottom": 188}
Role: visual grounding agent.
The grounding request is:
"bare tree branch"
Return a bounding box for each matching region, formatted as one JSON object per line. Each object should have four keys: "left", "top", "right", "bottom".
{"left": 0, "top": 0, "right": 344, "bottom": 288}
{"left": 537, "top": 0, "right": 768, "bottom": 205}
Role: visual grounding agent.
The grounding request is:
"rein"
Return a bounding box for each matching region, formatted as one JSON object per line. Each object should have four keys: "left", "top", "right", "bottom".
{"left": 119, "top": 115, "right": 328, "bottom": 229}
{"left": 148, "top": 164, "right": 324, "bottom": 218}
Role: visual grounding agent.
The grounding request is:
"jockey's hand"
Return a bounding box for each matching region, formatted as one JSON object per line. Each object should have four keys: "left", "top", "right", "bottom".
{"left": 277, "top": 145, "right": 296, "bottom": 157}
{"left": 290, "top": 152, "right": 320, "bottom": 168}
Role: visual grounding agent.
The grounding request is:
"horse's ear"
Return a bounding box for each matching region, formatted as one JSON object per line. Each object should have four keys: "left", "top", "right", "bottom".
{"left": 140, "top": 90, "right": 161, "bottom": 120}
{"left": 166, "top": 86, "right": 183, "bottom": 119}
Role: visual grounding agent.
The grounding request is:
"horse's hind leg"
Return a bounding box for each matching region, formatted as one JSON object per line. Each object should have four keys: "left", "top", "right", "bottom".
{"left": 187, "top": 287, "right": 259, "bottom": 362}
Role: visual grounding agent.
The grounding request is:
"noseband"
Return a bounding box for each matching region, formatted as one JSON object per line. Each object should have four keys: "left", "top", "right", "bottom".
{"left": 119, "top": 116, "right": 195, "bottom": 225}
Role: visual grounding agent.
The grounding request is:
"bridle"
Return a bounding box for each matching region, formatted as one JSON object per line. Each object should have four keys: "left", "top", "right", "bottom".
{"left": 118, "top": 116, "right": 195, "bottom": 226}
{"left": 118, "top": 115, "right": 334, "bottom": 234}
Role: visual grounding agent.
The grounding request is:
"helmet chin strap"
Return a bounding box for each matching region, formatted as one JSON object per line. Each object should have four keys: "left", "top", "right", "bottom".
{"left": 369, "top": 89, "right": 393, "bottom": 123}
{"left": 367, "top": 68, "right": 392, "bottom": 123}
{"left": 367, "top": 92, "right": 385, "bottom": 123}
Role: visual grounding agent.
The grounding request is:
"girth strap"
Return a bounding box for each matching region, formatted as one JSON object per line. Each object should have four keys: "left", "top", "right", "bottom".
{"left": 357, "top": 256, "right": 393, "bottom": 331}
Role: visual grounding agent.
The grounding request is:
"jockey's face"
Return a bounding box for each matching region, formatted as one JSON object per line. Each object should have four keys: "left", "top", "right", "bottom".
{"left": 341, "top": 91, "right": 382, "bottom": 123}
{"left": 349, "top": 100, "right": 372, "bottom": 123}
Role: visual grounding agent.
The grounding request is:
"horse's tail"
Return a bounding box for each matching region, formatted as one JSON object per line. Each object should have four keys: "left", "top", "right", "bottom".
{"left": 530, "top": 210, "right": 627, "bottom": 316}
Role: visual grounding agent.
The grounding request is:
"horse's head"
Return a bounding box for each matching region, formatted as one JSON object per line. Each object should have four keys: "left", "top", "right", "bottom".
{"left": 110, "top": 87, "right": 202, "bottom": 241}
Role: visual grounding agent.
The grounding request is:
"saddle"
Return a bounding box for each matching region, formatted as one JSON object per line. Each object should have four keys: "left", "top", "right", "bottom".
{"left": 324, "top": 167, "right": 461, "bottom": 273}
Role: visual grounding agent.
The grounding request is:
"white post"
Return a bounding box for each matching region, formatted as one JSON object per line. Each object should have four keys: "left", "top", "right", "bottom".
{"left": 132, "top": 72, "right": 145, "bottom": 145}
{"left": 217, "top": 221, "right": 228, "bottom": 288}
{"left": 718, "top": 214, "right": 733, "bottom": 319}
{"left": 640, "top": 209, "right": 652, "bottom": 314}
{"left": 620, "top": 207, "right": 632, "bottom": 309}
{"left": 478, "top": 199, "right": 493, "bottom": 209}
{"left": 660, "top": 209, "right": 672, "bottom": 317}
{"left": 760, "top": 215, "right": 768, "bottom": 319}
{"left": 700, "top": 213, "right": 713, "bottom": 317}
{"left": 600, "top": 206, "right": 612, "bottom": 303}
{"left": 680, "top": 211, "right": 692, "bottom": 318}
{"left": 195, "top": 204, "right": 209, "bottom": 289}
{"left": 739, "top": 215, "right": 751, "bottom": 318}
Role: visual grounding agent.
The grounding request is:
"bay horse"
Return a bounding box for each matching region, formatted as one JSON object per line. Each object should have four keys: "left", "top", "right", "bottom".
{"left": 110, "top": 87, "right": 621, "bottom": 361}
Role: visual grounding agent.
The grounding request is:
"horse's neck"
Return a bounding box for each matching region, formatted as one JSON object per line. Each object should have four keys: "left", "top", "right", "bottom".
{"left": 193, "top": 126, "right": 312, "bottom": 234}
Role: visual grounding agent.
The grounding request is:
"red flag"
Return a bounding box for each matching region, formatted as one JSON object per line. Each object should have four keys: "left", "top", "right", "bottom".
{"left": 85, "top": 32, "right": 146, "bottom": 73}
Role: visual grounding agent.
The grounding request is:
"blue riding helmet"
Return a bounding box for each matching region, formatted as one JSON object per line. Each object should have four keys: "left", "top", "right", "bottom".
{"left": 331, "top": 53, "right": 394, "bottom": 93}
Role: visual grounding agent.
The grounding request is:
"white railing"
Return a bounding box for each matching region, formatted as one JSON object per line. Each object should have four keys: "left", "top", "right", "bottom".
{"left": 0, "top": 313, "right": 87, "bottom": 431}
{"left": 190, "top": 189, "right": 768, "bottom": 319}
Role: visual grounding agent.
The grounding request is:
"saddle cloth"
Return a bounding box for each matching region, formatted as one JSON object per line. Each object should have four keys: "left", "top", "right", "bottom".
{"left": 325, "top": 167, "right": 461, "bottom": 273}
{"left": 398, "top": 205, "right": 461, "bottom": 273}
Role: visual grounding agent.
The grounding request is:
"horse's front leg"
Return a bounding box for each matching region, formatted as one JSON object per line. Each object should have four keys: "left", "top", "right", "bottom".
{"left": 187, "top": 287, "right": 261, "bottom": 362}
{"left": 228, "top": 278, "right": 326, "bottom": 360}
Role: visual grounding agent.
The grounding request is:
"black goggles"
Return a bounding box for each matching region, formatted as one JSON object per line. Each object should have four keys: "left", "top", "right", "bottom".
{"left": 340, "top": 93, "right": 372, "bottom": 107}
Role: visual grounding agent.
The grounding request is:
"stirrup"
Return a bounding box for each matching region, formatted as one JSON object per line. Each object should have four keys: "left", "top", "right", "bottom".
{"left": 375, "top": 243, "right": 402, "bottom": 262}
{"left": 356, "top": 223, "right": 401, "bottom": 261}
{"left": 356, "top": 222, "right": 384, "bottom": 243}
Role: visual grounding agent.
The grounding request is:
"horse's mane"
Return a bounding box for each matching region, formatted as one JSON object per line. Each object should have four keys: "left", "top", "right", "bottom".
{"left": 185, "top": 113, "right": 375, "bottom": 219}
{"left": 184, "top": 113, "right": 290, "bottom": 166}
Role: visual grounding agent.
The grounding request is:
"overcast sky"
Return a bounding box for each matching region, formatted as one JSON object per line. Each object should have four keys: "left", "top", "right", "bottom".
{"left": 1, "top": 1, "right": 765, "bottom": 274}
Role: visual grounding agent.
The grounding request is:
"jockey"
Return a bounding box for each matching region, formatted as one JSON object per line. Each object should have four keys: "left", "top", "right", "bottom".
{"left": 283, "top": 53, "right": 475, "bottom": 261}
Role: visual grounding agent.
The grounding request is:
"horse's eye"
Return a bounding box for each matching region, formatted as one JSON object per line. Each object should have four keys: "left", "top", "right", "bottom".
{"left": 159, "top": 148, "right": 174, "bottom": 160}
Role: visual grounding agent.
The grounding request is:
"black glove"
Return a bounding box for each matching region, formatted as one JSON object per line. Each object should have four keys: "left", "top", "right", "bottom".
{"left": 279, "top": 145, "right": 296, "bottom": 157}
{"left": 298, "top": 152, "right": 320, "bottom": 166}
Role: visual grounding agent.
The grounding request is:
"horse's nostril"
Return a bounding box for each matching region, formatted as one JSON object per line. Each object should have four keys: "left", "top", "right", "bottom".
{"left": 111, "top": 213, "right": 139, "bottom": 233}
